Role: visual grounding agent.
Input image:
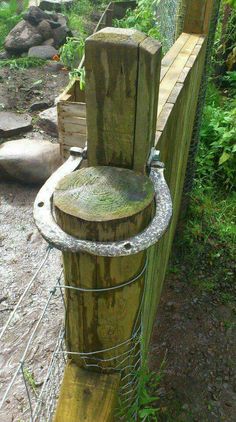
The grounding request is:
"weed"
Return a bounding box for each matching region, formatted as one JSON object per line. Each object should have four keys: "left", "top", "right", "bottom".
{"left": 197, "top": 74, "right": 236, "bottom": 192}
{"left": 59, "top": 36, "right": 85, "bottom": 70}
{"left": 0, "top": 57, "right": 46, "bottom": 69}
{"left": 117, "top": 357, "right": 165, "bottom": 421}
{"left": 113, "top": 0, "right": 162, "bottom": 44}
{"left": 22, "top": 366, "right": 38, "bottom": 396}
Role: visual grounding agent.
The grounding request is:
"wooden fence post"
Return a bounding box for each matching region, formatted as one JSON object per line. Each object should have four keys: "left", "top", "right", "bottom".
{"left": 53, "top": 28, "right": 162, "bottom": 421}
{"left": 176, "top": 0, "right": 215, "bottom": 37}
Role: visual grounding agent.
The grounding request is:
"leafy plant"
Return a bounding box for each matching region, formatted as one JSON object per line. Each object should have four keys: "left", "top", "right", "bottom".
{"left": 22, "top": 366, "right": 38, "bottom": 396}
{"left": 113, "top": 0, "right": 161, "bottom": 42}
{"left": 117, "top": 358, "right": 165, "bottom": 421}
{"left": 197, "top": 75, "right": 236, "bottom": 191}
{"left": 59, "top": 36, "right": 85, "bottom": 70}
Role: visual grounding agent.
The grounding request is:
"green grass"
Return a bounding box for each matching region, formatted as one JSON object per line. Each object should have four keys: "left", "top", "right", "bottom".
{"left": 0, "top": 0, "right": 29, "bottom": 50}
{"left": 0, "top": 57, "right": 46, "bottom": 69}
{"left": 172, "top": 186, "right": 235, "bottom": 304}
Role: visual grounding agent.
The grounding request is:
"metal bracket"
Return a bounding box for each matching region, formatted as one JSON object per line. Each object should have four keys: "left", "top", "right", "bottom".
{"left": 34, "top": 147, "right": 172, "bottom": 257}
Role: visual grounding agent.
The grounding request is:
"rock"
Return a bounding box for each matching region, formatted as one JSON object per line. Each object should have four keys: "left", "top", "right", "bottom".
{"left": 40, "top": 0, "right": 74, "bottom": 12}
{"left": 57, "top": 13, "right": 69, "bottom": 26}
{"left": 43, "top": 38, "right": 55, "bottom": 46}
{"left": 37, "top": 106, "right": 58, "bottom": 137}
{"left": 29, "top": 101, "right": 53, "bottom": 112}
{"left": 23, "top": 6, "right": 50, "bottom": 26}
{"left": 0, "top": 51, "right": 11, "bottom": 60}
{"left": 4, "top": 20, "right": 43, "bottom": 54}
{"left": 37, "top": 19, "right": 53, "bottom": 40}
{"left": 53, "top": 25, "right": 70, "bottom": 48}
{"left": 0, "top": 112, "right": 32, "bottom": 137}
{"left": 28, "top": 45, "right": 58, "bottom": 59}
{"left": 0, "top": 139, "right": 62, "bottom": 184}
{"left": 47, "top": 20, "right": 61, "bottom": 29}
{"left": 44, "top": 61, "right": 64, "bottom": 72}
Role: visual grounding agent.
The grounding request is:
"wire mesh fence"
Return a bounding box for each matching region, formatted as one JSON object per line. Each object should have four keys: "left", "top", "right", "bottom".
{"left": 0, "top": 246, "right": 144, "bottom": 421}
{"left": 155, "top": 0, "right": 179, "bottom": 52}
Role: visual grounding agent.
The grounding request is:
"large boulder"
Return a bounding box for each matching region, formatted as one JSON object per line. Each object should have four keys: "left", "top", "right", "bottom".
{"left": 28, "top": 45, "right": 58, "bottom": 59}
{"left": 0, "top": 139, "right": 62, "bottom": 184}
{"left": 4, "top": 20, "right": 43, "bottom": 54}
{"left": 0, "top": 112, "right": 32, "bottom": 137}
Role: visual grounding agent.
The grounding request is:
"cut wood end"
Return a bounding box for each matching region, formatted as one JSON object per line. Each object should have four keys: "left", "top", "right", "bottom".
{"left": 54, "top": 166, "right": 155, "bottom": 222}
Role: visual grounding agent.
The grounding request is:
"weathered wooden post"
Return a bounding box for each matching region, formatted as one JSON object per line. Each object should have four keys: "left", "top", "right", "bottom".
{"left": 52, "top": 28, "right": 165, "bottom": 421}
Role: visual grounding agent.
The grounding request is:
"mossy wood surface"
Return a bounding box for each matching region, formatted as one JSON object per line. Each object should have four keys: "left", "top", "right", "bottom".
{"left": 54, "top": 166, "right": 154, "bottom": 366}
{"left": 53, "top": 361, "right": 120, "bottom": 422}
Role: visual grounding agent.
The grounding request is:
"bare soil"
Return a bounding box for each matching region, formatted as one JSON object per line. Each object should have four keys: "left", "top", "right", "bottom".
{"left": 150, "top": 268, "right": 236, "bottom": 422}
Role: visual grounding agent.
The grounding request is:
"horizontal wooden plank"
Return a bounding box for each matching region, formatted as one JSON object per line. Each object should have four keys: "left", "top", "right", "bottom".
{"left": 53, "top": 362, "right": 120, "bottom": 422}
{"left": 58, "top": 102, "right": 86, "bottom": 119}
{"left": 158, "top": 34, "right": 202, "bottom": 117}
{"left": 156, "top": 103, "right": 174, "bottom": 133}
{"left": 61, "top": 122, "right": 87, "bottom": 135}
{"left": 161, "top": 32, "right": 191, "bottom": 79}
{"left": 60, "top": 132, "right": 87, "bottom": 147}
{"left": 61, "top": 116, "right": 87, "bottom": 127}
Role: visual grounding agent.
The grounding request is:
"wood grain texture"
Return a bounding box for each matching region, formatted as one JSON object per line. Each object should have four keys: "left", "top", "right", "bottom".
{"left": 133, "top": 37, "right": 161, "bottom": 173}
{"left": 54, "top": 166, "right": 154, "bottom": 366}
{"left": 54, "top": 361, "right": 120, "bottom": 422}
{"left": 143, "top": 36, "right": 207, "bottom": 351}
{"left": 183, "top": 0, "right": 214, "bottom": 35}
{"left": 85, "top": 28, "right": 146, "bottom": 169}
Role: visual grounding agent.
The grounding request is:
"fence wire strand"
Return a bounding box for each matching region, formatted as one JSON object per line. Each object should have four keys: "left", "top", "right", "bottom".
{"left": 0, "top": 245, "right": 145, "bottom": 421}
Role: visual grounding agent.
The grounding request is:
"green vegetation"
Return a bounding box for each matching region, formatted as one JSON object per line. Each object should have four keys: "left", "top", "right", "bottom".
{"left": 118, "top": 358, "right": 165, "bottom": 421}
{"left": 0, "top": 57, "right": 46, "bottom": 69}
{"left": 113, "top": 0, "right": 162, "bottom": 43}
{"left": 0, "top": 0, "right": 29, "bottom": 50}
{"left": 22, "top": 366, "right": 38, "bottom": 396}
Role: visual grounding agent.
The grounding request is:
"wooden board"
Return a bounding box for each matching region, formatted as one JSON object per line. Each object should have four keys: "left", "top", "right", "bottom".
{"left": 158, "top": 34, "right": 200, "bottom": 116}
{"left": 133, "top": 37, "right": 161, "bottom": 173}
{"left": 143, "top": 36, "right": 207, "bottom": 351}
{"left": 54, "top": 362, "right": 120, "bottom": 422}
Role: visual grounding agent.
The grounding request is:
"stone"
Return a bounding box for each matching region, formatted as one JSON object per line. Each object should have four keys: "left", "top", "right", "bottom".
{"left": 57, "top": 13, "right": 69, "bottom": 26}
{"left": 53, "top": 25, "right": 70, "bottom": 48}
{"left": 4, "top": 20, "right": 43, "bottom": 54}
{"left": 28, "top": 45, "right": 58, "bottom": 59}
{"left": 23, "top": 6, "right": 50, "bottom": 26}
{"left": 29, "top": 101, "right": 53, "bottom": 112}
{"left": 40, "top": 0, "right": 74, "bottom": 13}
{"left": 37, "top": 19, "right": 53, "bottom": 40}
{"left": 0, "top": 51, "right": 11, "bottom": 60}
{"left": 44, "top": 61, "right": 64, "bottom": 72}
{"left": 0, "top": 139, "right": 62, "bottom": 184}
{"left": 42, "top": 38, "right": 55, "bottom": 47}
{"left": 47, "top": 20, "right": 61, "bottom": 29}
{"left": 37, "top": 106, "right": 58, "bottom": 137}
{"left": 0, "top": 112, "right": 32, "bottom": 137}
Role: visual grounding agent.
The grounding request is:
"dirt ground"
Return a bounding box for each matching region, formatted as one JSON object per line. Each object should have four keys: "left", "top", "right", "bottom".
{"left": 149, "top": 267, "right": 236, "bottom": 422}
{"left": 0, "top": 64, "right": 235, "bottom": 422}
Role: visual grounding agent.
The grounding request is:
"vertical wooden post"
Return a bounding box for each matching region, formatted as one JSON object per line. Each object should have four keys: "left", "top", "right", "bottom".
{"left": 53, "top": 28, "right": 162, "bottom": 421}
{"left": 183, "top": 0, "right": 214, "bottom": 35}
{"left": 85, "top": 27, "right": 161, "bottom": 173}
